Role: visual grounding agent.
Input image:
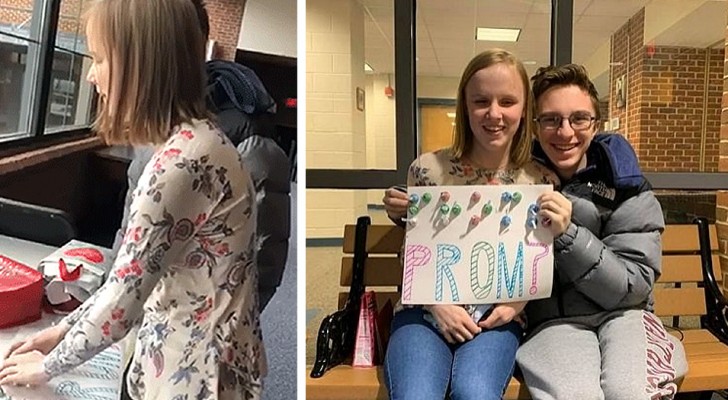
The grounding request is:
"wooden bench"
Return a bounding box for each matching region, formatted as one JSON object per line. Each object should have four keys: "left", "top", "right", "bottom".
{"left": 306, "top": 216, "right": 728, "bottom": 399}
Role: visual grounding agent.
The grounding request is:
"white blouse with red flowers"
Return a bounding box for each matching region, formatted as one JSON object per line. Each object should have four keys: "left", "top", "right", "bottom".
{"left": 44, "top": 119, "right": 266, "bottom": 400}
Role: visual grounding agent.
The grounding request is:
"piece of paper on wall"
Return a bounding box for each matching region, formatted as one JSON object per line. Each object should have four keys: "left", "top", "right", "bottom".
{"left": 0, "top": 341, "right": 124, "bottom": 400}
{"left": 402, "top": 185, "right": 554, "bottom": 305}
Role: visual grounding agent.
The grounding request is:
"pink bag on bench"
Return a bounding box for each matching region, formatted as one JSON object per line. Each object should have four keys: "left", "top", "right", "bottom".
{"left": 353, "top": 291, "right": 379, "bottom": 367}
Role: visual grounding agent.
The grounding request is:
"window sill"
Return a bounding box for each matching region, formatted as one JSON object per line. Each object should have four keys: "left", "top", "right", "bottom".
{"left": 0, "top": 135, "right": 104, "bottom": 176}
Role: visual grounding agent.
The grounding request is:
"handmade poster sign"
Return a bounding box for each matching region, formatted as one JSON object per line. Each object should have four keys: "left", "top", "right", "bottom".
{"left": 402, "top": 185, "right": 554, "bottom": 305}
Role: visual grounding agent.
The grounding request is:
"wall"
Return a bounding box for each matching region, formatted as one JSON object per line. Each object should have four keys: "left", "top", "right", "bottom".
{"left": 639, "top": 47, "right": 722, "bottom": 171}
{"left": 238, "top": 0, "right": 297, "bottom": 58}
{"left": 718, "top": 19, "right": 728, "bottom": 291}
{"left": 417, "top": 76, "right": 459, "bottom": 99}
{"left": 206, "top": 0, "right": 246, "bottom": 61}
{"left": 365, "top": 74, "right": 396, "bottom": 170}
{"left": 306, "top": 0, "right": 367, "bottom": 238}
{"left": 610, "top": 8, "right": 722, "bottom": 172}
{"left": 610, "top": 9, "right": 645, "bottom": 149}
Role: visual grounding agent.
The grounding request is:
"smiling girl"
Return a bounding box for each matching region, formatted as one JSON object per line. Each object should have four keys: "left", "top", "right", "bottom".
{"left": 383, "top": 49, "right": 558, "bottom": 400}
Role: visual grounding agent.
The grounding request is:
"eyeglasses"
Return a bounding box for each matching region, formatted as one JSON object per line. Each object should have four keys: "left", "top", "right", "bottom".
{"left": 533, "top": 113, "right": 597, "bottom": 131}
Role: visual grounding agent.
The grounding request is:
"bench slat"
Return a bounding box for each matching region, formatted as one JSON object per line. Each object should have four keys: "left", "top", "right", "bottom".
{"left": 659, "top": 254, "right": 721, "bottom": 283}
{"left": 343, "top": 225, "right": 404, "bottom": 254}
{"left": 306, "top": 366, "right": 388, "bottom": 400}
{"left": 343, "top": 223, "right": 719, "bottom": 254}
{"left": 683, "top": 342, "right": 728, "bottom": 357}
{"left": 662, "top": 224, "right": 718, "bottom": 253}
{"left": 306, "top": 366, "right": 530, "bottom": 400}
{"left": 653, "top": 287, "right": 706, "bottom": 317}
{"left": 341, "top": 254, "right": 722, "bottom": 287}
{"left": 674, "top": 329, "right": 720, "bottom": 344}
{"left": 340, "top": 257, "right": 403, "bottom": 286}
{"left": 679, "top": 360, "right": 728, "bottom": 392}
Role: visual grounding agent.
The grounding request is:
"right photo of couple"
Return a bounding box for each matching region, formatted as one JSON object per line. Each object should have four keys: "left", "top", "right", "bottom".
{"left": 305, "top": 1, "right": 728, "bottom": 399}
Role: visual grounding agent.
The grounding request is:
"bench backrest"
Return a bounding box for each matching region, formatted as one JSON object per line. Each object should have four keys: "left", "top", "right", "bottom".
{"left": 339, "top": 223, "right": 721, "bottom": 325}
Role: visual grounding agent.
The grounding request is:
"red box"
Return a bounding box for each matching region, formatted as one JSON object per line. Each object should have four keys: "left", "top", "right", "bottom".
{"left": 0, "top": 255, "right": 43, "bottom": 328}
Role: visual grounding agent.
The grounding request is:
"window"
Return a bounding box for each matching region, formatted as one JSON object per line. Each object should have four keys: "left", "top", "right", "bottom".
{"left": 0, "top": 0, "right": 94, "bottom": 145}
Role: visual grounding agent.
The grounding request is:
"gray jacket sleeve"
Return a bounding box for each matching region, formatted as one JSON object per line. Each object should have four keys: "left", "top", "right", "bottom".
{"left": 553, "top": 190, "right": 664, "bottom": 310}
{"left": 237, "top": 136, "right": 291, "bottom": 297}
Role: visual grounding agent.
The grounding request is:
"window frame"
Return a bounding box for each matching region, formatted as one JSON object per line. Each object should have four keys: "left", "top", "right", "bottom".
{"left": 0, "top": 0, "right": 94, "bottom": 156}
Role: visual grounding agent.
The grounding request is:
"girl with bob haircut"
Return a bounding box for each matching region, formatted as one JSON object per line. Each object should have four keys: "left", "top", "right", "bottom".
{"left": 383, "top": 49, "right": 558, "bottom": 400}
{"left": 0, "top": 1, "right": 266, "bottom": 399}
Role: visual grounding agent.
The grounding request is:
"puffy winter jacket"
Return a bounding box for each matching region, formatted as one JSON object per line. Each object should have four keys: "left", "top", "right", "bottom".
{"left": 525, "top": 133, "right": 665, "bottom": 330}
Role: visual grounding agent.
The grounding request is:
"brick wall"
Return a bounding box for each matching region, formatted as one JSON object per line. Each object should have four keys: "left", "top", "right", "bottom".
{"left": 2, "top": 0, "right": 88, "bottom": 34}
{"left": 610, "top": 8, "right": 644, "bottom": 151}
{"left": 639, "top": 47, "right": 723, "bottom": 171}
{"left": 598, "top": 100, "right": 609, "bottom": 126}
{"left": 719, "top": 21, "right": 728, "bottom": 290}
{"left": 206, "top": 0, "right": 246, "bottom": 61}
{"left": 0, "top": 0, "right": 245, "bottom": 61}
{"left": 610, "top": 8, "right": 723, "bottom": 172}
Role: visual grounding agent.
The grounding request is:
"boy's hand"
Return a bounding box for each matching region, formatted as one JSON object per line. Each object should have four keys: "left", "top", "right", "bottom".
{"left": 537, "top": 191, "right": 572, "bottom": 237}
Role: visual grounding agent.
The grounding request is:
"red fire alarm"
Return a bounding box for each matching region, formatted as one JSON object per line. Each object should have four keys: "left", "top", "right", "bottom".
{"left": 384, "top": 86, "right": 394, "bottom": 97}
{"left": 646, "top": 41, "right": 655, "bottom": 58}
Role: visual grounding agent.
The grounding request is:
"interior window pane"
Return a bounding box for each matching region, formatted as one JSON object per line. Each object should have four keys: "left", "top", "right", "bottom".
{"left": 45, "top": 48, "right": 94, "bottom": 132}
{"left": 306, "top": 0, "right": 397, "bottom": 170}
{"left": 0, "top": 33, "right": 34, "bottom": 140}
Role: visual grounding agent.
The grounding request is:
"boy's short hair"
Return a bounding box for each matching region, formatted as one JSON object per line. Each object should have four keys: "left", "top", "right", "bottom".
{"left": 531, "top": 64, "right": 601, "bottom": 121}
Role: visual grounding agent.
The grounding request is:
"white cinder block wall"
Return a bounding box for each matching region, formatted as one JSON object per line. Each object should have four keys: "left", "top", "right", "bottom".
{"left": 307, "top": 0, "right": 367, "bottom": 238}
{"left": 306, "top": 0, "right": 461, "bottom": 238}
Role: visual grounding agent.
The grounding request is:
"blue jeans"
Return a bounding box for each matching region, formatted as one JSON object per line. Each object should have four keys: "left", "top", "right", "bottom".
{"left": 384, "top": 307, "right": 522, "bottom": 400}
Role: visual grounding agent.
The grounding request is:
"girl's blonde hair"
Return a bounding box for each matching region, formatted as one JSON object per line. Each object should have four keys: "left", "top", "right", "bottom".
{"left": 86, "top": 0, "right": 210, "bottom": 145}
{"left": 451, "top": 49, "right": 533, "bottom": 168}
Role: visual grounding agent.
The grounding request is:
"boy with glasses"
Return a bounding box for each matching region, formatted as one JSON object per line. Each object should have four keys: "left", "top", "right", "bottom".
{"left": 517, "top": 64, "right": 687, "bottom": 400}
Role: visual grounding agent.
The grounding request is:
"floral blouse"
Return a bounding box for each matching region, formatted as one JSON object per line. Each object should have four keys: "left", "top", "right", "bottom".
{"left": 44, "top": 120, "right": 265, "bottom": 400}
{"left": 408, "top": 148, "right": 558, "bottom": 187}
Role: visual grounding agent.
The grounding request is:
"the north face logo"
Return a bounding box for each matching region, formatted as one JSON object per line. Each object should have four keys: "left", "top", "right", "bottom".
{"left": 588, "top": 180, "right": 616, "bottom": 201}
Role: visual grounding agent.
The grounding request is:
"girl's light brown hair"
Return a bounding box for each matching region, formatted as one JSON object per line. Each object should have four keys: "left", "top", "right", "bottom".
{"left": 451, "top": 49, "right": 533, "bottom": 168}
{"left": 86, "top": 0, "right": 209, "bottom": 145}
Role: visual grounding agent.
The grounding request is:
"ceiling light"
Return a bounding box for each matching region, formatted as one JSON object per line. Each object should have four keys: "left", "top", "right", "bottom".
{"left": 476, "top": 27, "right": 521, "bottom": 42}
{"left": 364, "top": 62, "right": 374, "bottom": 72}
{"left": 523, "top": 60, "right": 537, "bottom": 65}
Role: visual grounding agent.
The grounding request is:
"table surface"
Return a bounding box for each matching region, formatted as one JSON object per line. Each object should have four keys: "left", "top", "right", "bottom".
{"left": 0, "top": 235, "right": 57, "bottom": 267}
{"left": 0, "top": 235, "right": 125, "bottom": 400}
